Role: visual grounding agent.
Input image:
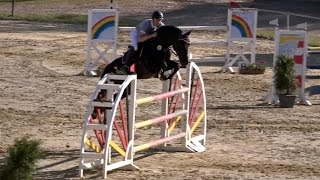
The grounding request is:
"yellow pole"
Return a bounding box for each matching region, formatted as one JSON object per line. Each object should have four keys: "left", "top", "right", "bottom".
{"left": 168, "top": 116, "right": 182, "bottom": 134}
{"left": 190, "top": 111, "right": 205, "bottom": 135}
{"left": 85, "top": 138, "right": 126, "bottom": 157}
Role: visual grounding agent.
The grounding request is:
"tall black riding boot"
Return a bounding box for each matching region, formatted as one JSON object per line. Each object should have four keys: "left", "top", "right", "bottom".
{"left": 119, "top": 46, "right": 136, "bottom": 74}
{"left": 122, "top": 46, "right": 136, "bottom": 67}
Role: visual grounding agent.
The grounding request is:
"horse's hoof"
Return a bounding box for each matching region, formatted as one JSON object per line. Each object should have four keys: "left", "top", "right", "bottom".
{"left": 117, "top": 66, "right": 130, "bottom": 75}
{"left": 117, "top": 70, "right": 127, "bottom": 75}
{"left": 91, "top": 112, "right": 97, "bottom": 119}
{"left": 159, "top": 76, "right": 167, "bottom": 81}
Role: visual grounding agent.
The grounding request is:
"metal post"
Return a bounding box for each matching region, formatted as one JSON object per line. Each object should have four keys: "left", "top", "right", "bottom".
{"left": 287, "top": 14, "right": 290, "bottom": 30}
{"left": 11, "top": 0, "right": 15, "bottom": 16}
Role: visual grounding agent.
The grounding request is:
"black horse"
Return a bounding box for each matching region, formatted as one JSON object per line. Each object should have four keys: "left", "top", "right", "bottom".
{"left": 100, "top": 25, "right": 191, "bottom": 80}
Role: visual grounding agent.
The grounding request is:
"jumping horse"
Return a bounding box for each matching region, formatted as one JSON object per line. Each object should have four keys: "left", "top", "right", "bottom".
{"left": 100, "top": 25, "right": 191, "bottom": 81}
{"left": 93, "top": 26, "right": 191, "bottom": 121}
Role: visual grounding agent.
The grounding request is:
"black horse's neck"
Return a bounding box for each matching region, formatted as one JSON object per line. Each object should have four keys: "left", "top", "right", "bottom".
{"left": 156, "top": 25, "right": 183, "bottom": 48}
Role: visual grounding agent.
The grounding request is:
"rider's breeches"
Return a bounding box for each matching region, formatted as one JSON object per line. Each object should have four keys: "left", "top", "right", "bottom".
{"left": 130, "top": 29, "right": 138, "bottom": 51}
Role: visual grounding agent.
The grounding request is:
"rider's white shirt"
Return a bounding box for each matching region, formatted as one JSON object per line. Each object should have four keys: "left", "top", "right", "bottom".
{"left": 130, "top": 19, "right": 164, "bottom": 50}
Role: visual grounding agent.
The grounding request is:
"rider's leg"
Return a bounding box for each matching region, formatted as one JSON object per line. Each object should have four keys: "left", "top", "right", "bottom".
{"left": 122, "top": 46, "right": 136, "bottom": 67}
{"left": 130, "top": 29, "right": 139, "bottom": 51}
{"left": 122, "top": 29, "right": 138, "bottom": 67}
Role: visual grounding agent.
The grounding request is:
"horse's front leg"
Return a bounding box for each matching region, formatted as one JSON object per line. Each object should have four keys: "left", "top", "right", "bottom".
{"left": 159, "top": 60, "right": 179, "bottom": 81}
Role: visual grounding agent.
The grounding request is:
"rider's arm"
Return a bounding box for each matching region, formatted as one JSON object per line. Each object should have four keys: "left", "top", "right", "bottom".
{"left": 136, "top": 19, "right": 157, "bottom": 43}
{"left": 137, "top": 32, "right": 157, "bottom": 42}
{"left": 159, "top": 22, "right": 165, "bottom": 27}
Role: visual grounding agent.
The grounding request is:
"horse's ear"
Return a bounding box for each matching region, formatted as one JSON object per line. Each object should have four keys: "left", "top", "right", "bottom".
{"left": 184, "top": 30, "right": 192, "bottom": 36}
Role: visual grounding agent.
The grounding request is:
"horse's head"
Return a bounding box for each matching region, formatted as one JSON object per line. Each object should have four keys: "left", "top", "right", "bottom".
{"left": 172, "top": 30, "right": 191, "bottom": 66}
{"left": 156, "top": 26, "right": 191, "bottom": 67}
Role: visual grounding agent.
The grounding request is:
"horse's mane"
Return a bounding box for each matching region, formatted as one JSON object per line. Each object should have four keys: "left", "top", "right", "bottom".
{"left": 156, "top": 25, "right": 183, "bottom": 42}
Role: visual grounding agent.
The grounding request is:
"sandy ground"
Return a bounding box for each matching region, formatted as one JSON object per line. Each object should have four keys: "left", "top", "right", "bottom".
{"left": 0, "top": 0, "right": 320, "bottom": 179}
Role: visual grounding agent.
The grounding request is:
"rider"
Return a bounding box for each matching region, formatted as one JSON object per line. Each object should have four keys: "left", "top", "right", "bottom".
{"left": 122, "top": 11, "right": 165, "bottom": 68}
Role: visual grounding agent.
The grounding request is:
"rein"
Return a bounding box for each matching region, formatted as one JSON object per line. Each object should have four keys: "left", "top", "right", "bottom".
{"left": 170, "top": 47, "right": 178, "bottom": 57}
{"left": 171, "top": 38, "right": 190, "bottom": 58}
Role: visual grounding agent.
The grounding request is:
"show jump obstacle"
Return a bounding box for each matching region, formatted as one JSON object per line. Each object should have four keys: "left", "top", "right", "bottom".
{"left": 85, "top": 9, "right": 118, "bottom": 76}
{"left": 223, "top": 8, "right": 258, "bottom": 73}
{"left": 263, "top": 19, "right": 311, "bottom": 105}
{"left": 79, "top": 62, "right": 207, "bottom": 179}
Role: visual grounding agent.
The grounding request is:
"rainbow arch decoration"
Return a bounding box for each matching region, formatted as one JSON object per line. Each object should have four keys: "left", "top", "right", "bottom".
{"left": 223, "top": 8, "right": 257, "bottom": 73}
{"left": 91, "top": 15, "right": 115, "bottom": 39}
{"left": 232, "top": 15, "right": 253, "bottom": 38}
{"left": 229, "top": 9, "right": 256, "bottom": 39}
{"left": 88, "top": 9, "right": 118, "bottom": 41}
{"left": 85, "top": 9, "right": 119, "bottom": 76}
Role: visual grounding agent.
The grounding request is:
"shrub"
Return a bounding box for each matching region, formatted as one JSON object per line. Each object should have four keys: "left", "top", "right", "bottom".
{"left": 0, "top": 136, "right": 43, "bottom": 180}
{"left": 274, "top": 55, "right": 297, "bottom": 95}
{"left": 239, "top": 63, "right": 266, "bottom": 74}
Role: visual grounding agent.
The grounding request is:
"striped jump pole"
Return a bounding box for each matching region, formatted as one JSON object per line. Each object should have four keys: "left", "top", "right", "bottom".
{"left": 135, "top": 110, "right": 188, "bottom": 129}
{"left": 136, "top": 87, "right": 189, "bottom": 105}
{"left": 133, "top": 132, "right": 186, "bottom": 152}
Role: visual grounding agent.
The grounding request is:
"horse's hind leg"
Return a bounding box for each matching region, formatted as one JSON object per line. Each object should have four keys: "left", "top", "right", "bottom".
{"left": 100, "top": 57, "right": 124, "bottom": 79}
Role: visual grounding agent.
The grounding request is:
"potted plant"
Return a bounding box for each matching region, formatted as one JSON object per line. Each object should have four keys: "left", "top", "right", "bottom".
{"left": 274, "top": 55, "right": 297, "bottom": 108}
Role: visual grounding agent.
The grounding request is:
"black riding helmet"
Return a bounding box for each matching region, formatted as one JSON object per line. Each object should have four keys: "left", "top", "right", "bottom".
{"left": 152, "top": 11, "right": 164, "bottom": 20}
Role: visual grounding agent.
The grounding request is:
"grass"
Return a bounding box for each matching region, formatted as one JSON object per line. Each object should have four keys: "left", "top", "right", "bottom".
{"left": 257, "top": 30, "right": 320, "bottom": 47}
{"left": 309, "top": 38, "right": 320, "bottom": 47}
{"left": 0, "top": 13, "right": 87, "bottom": 24}
{"left": 0, "top": 0, "right": 83, "bottom": 3}
{"left": 0, "top": 12, "right": 143, "bottom": 26}
{"left": 0, "top": 0, "right": 35, "bottom": 2}
{"left": 257, "top": 30, "right": 274, "bottom": 41}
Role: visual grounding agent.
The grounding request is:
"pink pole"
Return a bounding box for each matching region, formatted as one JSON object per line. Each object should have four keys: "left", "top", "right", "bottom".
{"left": 135, "top": 110, "right": 188, "bottom": 129}
{"left": 136, "top": 88, "right": 189, "bottom": 105}
{"left": 189, "top": 92, "right": 203, "bottom": 126}
{"left": 114, "top": 117, "right": 127, "bottom": 150}
{"left": 134, "top": 132, "right": 186, "bottom": 152}
{"left": 119, "top": 100, "right": 128, "bottom": 145}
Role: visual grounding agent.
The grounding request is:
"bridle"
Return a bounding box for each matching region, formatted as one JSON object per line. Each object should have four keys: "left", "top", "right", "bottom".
{"left": 171, "top": 38, "right": 190, "bottom": 59}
